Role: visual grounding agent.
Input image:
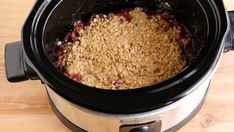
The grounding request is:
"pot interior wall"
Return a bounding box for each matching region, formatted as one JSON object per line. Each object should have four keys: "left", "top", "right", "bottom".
{"left": 43, "top": 0, "right": 207, "bottom": 75}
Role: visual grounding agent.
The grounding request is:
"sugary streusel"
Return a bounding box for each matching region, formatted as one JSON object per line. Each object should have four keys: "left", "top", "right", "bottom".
{"left": 57, "top": 7, "right": 191, "bottom": 90}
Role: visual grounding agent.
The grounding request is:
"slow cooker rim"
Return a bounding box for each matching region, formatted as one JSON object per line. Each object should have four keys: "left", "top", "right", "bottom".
{"left": 22, "top": 0, "right": 228, "bottom": 114}
{"left": 40, "top": 0, "right": 212, "bottom": 93}
{"left": 38, "top": 0, "right": 226, "bottom": 94}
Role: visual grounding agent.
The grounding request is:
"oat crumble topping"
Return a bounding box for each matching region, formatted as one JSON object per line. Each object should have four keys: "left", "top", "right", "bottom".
{"left": 56, "top": 7, "right": 191, "bottom": 90}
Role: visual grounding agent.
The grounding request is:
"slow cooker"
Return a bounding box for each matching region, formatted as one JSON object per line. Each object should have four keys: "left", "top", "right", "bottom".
{"left": 4, "top": 0, "right": 234, "bottom": 131}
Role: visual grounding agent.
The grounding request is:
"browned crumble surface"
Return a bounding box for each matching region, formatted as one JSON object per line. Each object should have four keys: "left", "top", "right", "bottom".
{"left": 60, "top": 8, "right": 189, "bottom": 90}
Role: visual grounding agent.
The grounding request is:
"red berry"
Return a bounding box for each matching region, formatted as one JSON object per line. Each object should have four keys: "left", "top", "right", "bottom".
{"left": 69, "top": 73, "right": 83, "bottom": 83}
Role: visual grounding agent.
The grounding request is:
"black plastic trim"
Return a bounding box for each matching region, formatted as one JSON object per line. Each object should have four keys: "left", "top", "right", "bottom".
{"left": 224, "top": 11, "right": 234, "bottom": 52}
{"left": 4, "top": 41, "right": 38, "bottom": 82}
{"left": 5, "top": 42, "right": 28, "bottom": 82}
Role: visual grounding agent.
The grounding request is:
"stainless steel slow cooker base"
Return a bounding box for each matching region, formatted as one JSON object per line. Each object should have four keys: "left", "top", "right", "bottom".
{"left": 48, "top": 86, "right": 208, "bottom": 132}
{"left": 46, "top": 78, "right": 210, "bottom": 132}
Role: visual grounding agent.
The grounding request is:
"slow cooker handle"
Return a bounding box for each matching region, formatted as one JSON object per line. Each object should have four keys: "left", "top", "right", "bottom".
{"left": 224, "top": 11, "right": 234, "bottom": 52}
{"left": 5, "top": 41, "right": 39, "bottom": 82}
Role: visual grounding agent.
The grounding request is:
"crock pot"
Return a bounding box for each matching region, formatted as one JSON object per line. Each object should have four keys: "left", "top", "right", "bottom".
{"left": 4, "top": 0, "right": 234, "bottom": 131}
